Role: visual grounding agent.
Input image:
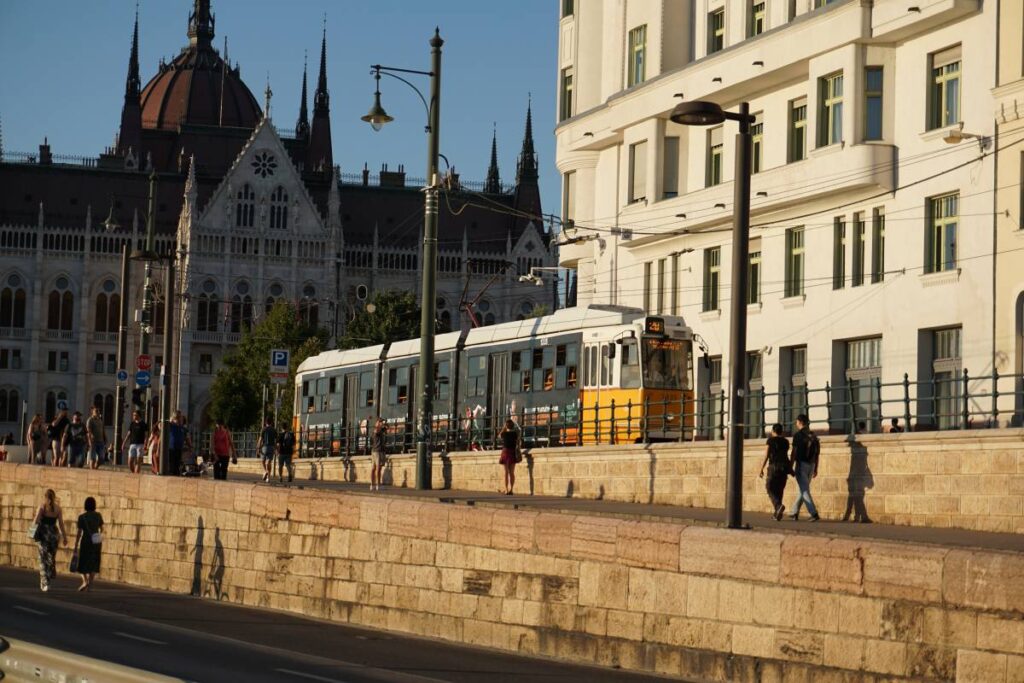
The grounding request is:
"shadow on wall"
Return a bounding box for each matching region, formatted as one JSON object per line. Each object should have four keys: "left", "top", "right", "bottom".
{"left": 441, "top": 452, "right": 453, "bottom": 490}
{"left": 565, "top": 480, "right": 574, "bottom": 498}
{"left": 190, "top": 516, "right": 228, "bottom": 601}
{"left": 842, "top": 439, "right": 873, "bottom": 523}
{"left": 525, "top": 453, "right": 534, "bottom": 496}
{"left": 307, "top": 459, "right": 325, "bottom": 482}
{"left": 342, "top": 457, "right": 356, "bottom": 483}
{"left": 190, "top": 515, "right": 204, "bottom": 596}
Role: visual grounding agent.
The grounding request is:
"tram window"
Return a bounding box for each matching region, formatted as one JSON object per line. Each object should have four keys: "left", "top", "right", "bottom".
{"left": 511, "top": 352, "right": 521, "bottom": 372}
{"left": 601, "top": 345, "right": 611, "bottom": 386}
{"left": 435, "top": 360, "right": 451, "bottom": 400}
{"left": 302, "top": 380, "right": 310, "bottom": 397}
{"left": 568, "top": 365, "right": 578, "bottom": 388}
{"left": 521, "top": 368, "right": 531, "bottom": 392}
{"left": 388, "top": 367, "right": 410, "bottom": 405}
{"left": 468, "top": 355, "right": 486, "bottom": 396}
{"left": 329, "top": 377, "right": 337, "bottom": 394}
{"left": 316, "top": 378, "right": 328, "bottom": 395}
{"left": 533, "top": 348, "right": 544, "bottom": 368}
{"left": 621, "top": 339, "right": 641, "bottom": 389}
{"left": 360, "top": 371, "right": 374, "bottom": 407}
{"left": 556, "top": 344, "right": 567, "bottom": 366}
{"left": 586, "top": 346, "right": 597, "bottom": 387}
{"left": 533, "top": 367, "right": 544, "bottom": 392}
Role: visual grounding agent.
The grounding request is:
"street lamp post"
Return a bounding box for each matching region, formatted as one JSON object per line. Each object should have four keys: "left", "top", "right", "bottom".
{"left": 362, "top": 29, "right": 443, "bottom": 491}
{"left": 671, "top": 100, "right": 754, "bottom": 529}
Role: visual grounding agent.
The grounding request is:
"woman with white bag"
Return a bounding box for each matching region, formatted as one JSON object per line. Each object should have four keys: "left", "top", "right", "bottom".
{"left": 74, "top": 496, "right": 104, "bottom": 591}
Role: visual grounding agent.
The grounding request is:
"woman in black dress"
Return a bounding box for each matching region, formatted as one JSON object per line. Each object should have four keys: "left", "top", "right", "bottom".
{"left": 74, "top": 496, "right": 104, "bottom": 591}
{"left": 32, "top": 489, "right": 67, "bottom": 591}
{"left": 498, "top": 419, "right": 521, "bottom": 495}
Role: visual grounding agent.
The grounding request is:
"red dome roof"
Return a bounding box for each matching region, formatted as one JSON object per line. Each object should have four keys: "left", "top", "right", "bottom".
{"left": 140, "top": 46, "right": 261, "bottom": 131}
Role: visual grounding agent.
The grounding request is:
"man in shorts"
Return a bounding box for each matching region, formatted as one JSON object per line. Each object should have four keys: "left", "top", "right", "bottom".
{"left": 47, "top": 408, "right": 70, "bottom": 466}
{"left": 257, "top": 419, "right": 277, "bottom": 482}
{"left": 85, "top": 405, "right": 107, "bottom": 470}
{"left": 121, "top": 410, "right": 149, "bottom": 474}
{"left": 62, "top": 412, "right": 89, "bottom": 468}
{"left": 276, "top": 423, "right": 296, "bottom": 483}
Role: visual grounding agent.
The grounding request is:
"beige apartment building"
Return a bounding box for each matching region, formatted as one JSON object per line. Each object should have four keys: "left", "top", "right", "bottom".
{"left": 554, "top": 0, "right": 1013, "bottom": 432}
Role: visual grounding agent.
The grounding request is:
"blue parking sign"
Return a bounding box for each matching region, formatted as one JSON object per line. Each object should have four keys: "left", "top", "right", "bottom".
{"left": 270, "top": 349, "right": 289, "bottom": 371}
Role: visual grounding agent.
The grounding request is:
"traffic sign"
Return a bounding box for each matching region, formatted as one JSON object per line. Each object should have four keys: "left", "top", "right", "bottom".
{"left": 135, "top": 370, "right": 151, "bottom": 388}
{"left": 116, "top": 369, "right": 129, "bottom": 386}
{"left": 136, "top": 354, "right": 153, "bottom": 371}
{"left": 270, "top": 349, "right": 290, "bottom": 371}
{"left": 56, "top": 399, "right": 69, "bottom": 412}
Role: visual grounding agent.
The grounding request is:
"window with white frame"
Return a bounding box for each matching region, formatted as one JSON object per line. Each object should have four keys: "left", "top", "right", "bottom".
{"left": 819, "top": 72, "right": 844, "bottom": 147}
{"left": 833, "top": 216, "right": 846, "bottom": 289}
{"left": 656, "top": 257, "right": 667, "bottom": 314}
{"left": 706, "top": 127, "right": 723, "bottom": 187}
{"left": 871, "top": 207, "right": 885, "bottom": 283}
{"left": 560, "top": 68, "right": 574, "bottom": 121}
{"left": 627, "top": 25, "right": 646, "bottom": 87}
{"left": 703, "top": 247, "right": 721, "bottom": 312}
{"left": 864, "top": 67, "right": 883, "bottom": 141}
{"left": 932, "top": 326, "right": 962, "bottom": 429}
{"left": 749, "top": 0, "right": 765, "bottom": 36}
{"left": 748, "top": 245, "right": 761, "bottom": 305}
{"left": 846, "top": 336, "right": 882, "bottom": 432}
{"left": 708, "top": 9, "right": 725, "bottom": 54}
{"left": 629, "top": 140, "right": 647, "bottom": 203}
{"left": 662, "top": 136, "right": 679, "bottom": 198}
{"left": 928, "top": 46, "right": 961, "bottom": 130}
{"left": 670, "top": 252, "right": 680, "bottom": 315}
{"left": 751, "top": 112, "right": 764, "bottom": 173}
{"left": 852, "top": 212, "right": 866, "bottom": 287}
{"left": 926, "top": 192, "right": 958, "bottom": 273}
{"left": 643, "top": 261, "right": 653, "bottom": 313}
{"left": 562, "top": 171, "right": 576, "bottom": 224}
{"left": 785, "top": 227, "right": 805, "bottom": 297}
{"left": 788, "top": 97, "right": 807, "bottom": 162}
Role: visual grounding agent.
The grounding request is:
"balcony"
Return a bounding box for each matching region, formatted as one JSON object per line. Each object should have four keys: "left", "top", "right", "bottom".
{"left": 43, "top": 329, "right": 75, "bottom": 342}
{"left": 89, "top": 332, "right": 119, "bottom": 344}
{"left": 0, "top": 327, "right": 28, "bottom": 339}
{"left": 189, "top": 331, "right": 223, "bottom": 344}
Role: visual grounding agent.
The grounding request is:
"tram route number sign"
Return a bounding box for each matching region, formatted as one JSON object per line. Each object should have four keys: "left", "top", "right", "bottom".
{"left": 136, "top": 354, "right": 153, "bottom": 371}
{"left": 270, "top": 349, "right": 290, "bottom": 385}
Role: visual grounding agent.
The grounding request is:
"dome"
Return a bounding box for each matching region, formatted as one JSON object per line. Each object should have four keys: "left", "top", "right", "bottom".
{"left": 140, "top": 48, "right": 261, "bottom": 131}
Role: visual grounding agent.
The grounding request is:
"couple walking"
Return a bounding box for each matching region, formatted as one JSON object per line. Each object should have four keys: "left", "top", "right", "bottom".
{"left": 759, "top": 414, "right": 821, "bottom": 522}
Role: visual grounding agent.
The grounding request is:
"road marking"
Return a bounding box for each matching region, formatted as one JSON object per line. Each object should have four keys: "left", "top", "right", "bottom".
{"left": 276, "top": 668, "right": 349, "bottom": 683}
{"left": 13, "top": 605, "right": 48, "bottom": 616}
{"left": 113, "top": 631, "right": 167, "bottom": 645}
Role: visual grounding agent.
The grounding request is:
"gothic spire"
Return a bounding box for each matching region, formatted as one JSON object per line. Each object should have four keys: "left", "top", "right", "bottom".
{"left": 296, "top": 53, "right": 310, "bottom": 140}
{"left": 187, "top": 0, "right": 215, "bottom": 49}
{"left": 308, "top": 19, "right": 333, "bottom": 172}
{"left": 516, "top": 96, "right": 538, "bottom": 184}
{"left": 314, "top": 22, "right": 329, "bottom": 115}
{"left": 485, "top": 125, "right": 501, "bottom": 194}
{"left": 125, "top": 6, "right": 141, "bottom": 101}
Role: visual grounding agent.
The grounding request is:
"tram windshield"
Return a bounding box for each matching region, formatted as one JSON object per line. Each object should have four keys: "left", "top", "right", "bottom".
{"left": 642, "top": 337, "right": 688, "bottom": 389}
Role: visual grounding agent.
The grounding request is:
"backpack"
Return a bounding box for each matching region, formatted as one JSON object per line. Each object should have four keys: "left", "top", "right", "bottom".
{"left": 807, "top": 432, "right": 821, "bottom": 464}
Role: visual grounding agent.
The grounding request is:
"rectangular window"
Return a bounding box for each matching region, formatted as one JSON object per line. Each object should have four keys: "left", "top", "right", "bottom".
{"left": 751, "top": 112, "right": 764, "bottom": 173}
{"left": 748, "top": 247, "right": 761, "bottom": 305}
{"left": 833, "top": 217, "right": 846, "bottom": 289}
{"left": 819, "top": 72, "right": 844, "bottom": 147}
{"left": 48, "top": 351, "right": 57, "bottom": 372}
{"left": 629, "top": 140, "right": 647, "bottom": 203}
{"left": 0, "top": 349, "right": 7, "bottom": 369}
{"left": 745, "top": 351, "right": 764, "bottom": 437}
{"left": 656, "top": 258, "right": 667, "bottom": 314}
{"left": 785, "top": 227, "right": 805, "bottom": 297}
{"left": 59, "top": 352, "right": 69, "bottom": 372}
{"left": 871, "top": 207, "right": 885, "bottom": 283}
{"left": 708, "top": 9, "right": 725, "bottom": 54}
{"left": 864, "top": 66, "right": 883, "bottom": 140}
{"left": 627, "top": 25, "right": 647, "bottom": 87}
{"left": 670, "top": 252, "right": 680, "bottom": 315}
{"left": 782, "top": 345, "right": 808, "bottom": 427}
{"left": 852, "top": 212, "right": 866, "bottom": 287}
{"left": 703, "top": 247, "right": 721, "bottom": 312}
{"left": 788, "top": 97, "right": 807, "bottom": 162}
{"left": 749, "top": 0, "right": 766, "bottom": 36}
{"left": 932, "top": 326, "right": 962, "bottom": 430}
{"left": 662, "top": 136, "right": 679, "bottom": 198}
{"left": 643, "top": 262, "right": 653, "bottom": 313}
{"left": 706, "top": 126, "right": 723, "bottom": 187}
{"left": 106, "top": 353, "right": 116, "bottom": 374}
{"left": 563, "top": 171, "right": 576, "bottom": 224}
{"left": 12, "top": 349, "right": 21, "bottom": 369}
{"left": 560, "top": 67, "right": 574, "bottom": 121}
{"left": 814, "top": 0, "right": 837, "bottom": 7}
{"left": 94, "top": 353, "right": 104, "bottom": 374}
{"left": 846, "top": 336, "right": 882, "bottom": 432}
{"left": 562, "top": 0, "right": 574, "bottom": 18}
{"left": 199, "top": 353, "right": 213, "bottom": 375}
{"left": 926, "top": 192, "right": 959, "bottom": 273}
{"left": 929, "top": 46, "right": 961, "bottom": 130}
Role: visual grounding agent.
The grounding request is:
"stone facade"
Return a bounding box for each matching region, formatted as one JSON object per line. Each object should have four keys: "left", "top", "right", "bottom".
{"left": 2, "top": 463, "right": 1023, "bottom": 681}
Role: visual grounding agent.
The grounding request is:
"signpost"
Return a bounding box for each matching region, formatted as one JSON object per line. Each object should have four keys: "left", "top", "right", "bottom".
{"left": 136, "top": 354, "right": 153, "bottom": 372}
{"left": 269, "top": 349, "right": 290, "bottom": 385}
{"left": 135, "top": 370, "right": 151, "bottom": 388}
{"left": 116, "top": 369, "right": 129, "bottom": 386}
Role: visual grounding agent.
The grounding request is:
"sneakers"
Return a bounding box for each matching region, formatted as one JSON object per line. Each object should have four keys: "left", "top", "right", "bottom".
{"left": 262, "top": 473, "right": 269, "bottom": 482}
{"left": 787, "top": 512, "right": 799, "bottom": 521}
{"left": 809, "top": 515, "right": 821, "bottom": 522}
{"left": 774, "top": 505, "right": 785, "bottom": 521}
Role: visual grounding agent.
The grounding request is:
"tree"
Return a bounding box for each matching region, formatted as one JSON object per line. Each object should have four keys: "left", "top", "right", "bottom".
{"left": 522, "top": 304, "right": 550, "bottom": 320}
{"left": 337, "top": 290, "right": 450, "bottom": 350}
{"left": 207, "top": 302, "right": 325, "bottom": 430}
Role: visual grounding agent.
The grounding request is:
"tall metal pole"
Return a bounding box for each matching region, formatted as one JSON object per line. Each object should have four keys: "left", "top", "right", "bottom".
{"left": 725, "top": 102, "right": 752, "bottom": 529}
{"left": 160, "top": 260, "right": 175, "bottom": 475}
{"left": 113, "top": 244, "right": 131, "bottom": 465}
{"left": 140, "top": 171, "right": 156, "bottom": 433}
{"left": 414, "top": 29, "right": 442, "bottom": 490}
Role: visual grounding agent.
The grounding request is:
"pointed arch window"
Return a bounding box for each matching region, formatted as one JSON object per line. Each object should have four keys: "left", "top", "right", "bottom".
{"left": 265, "top": 282, "right": 285, "bottom": 314}
{"left": 196, "top": 279, "right": 219, "bottom": 333}
{"left": 478, "top": 299, "right": 496, "bottom": 326}
{"left": 94, "top": 279, "right": 121, "bottom": 333}
{"left": 1, "top": 274, "right": 27, "bottom": 328}
{"left": 299, "top": 284, "right": 319, "bottom": 327}
{"left": 270, "top": 187, "right": 289, "bottom": 229}
{"left": 236, "top": 184, "right": 256, "bottom": 228}
{"left": 0, "top": 387, "right": 19, "bottom": 422}
{"left": 47, "top": 276, "right": 74, "bottom": 331}
{"left": 92, "top": 393, "right": 115, "bottom": 427}
{"left": 230, "top": 281, "right": 254, "bottom": 333}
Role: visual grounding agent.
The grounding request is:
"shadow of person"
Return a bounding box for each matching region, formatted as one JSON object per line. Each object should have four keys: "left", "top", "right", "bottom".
{"left": 525, "top": 452, "right": 535, "bottom": 496}
{"left": 190, "top": 516, "right": 205, "bottom": 596}
{"left": 565, "top": 480, "right": 575, "bottom": 498}
{"left": 842, "top": 442, "right": 874, "bottom": 523}
{"left": 441, "top": 452, "right": 453, "bottom": 490}
{"left": 646, "top": 446, "right": 657, "bottom": 505}
{"left": 208, "top": 527, "right": 226, "bottom": 600}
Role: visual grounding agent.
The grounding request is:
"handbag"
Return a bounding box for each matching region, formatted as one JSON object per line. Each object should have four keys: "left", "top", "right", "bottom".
{"left": 27, "top": 523, "right": 39, "bottom": 541}
{"left": 69, "top": 550, "right": 79, "bottom": 573}
{"left": 91, "top": 531, "right": 102, "bottom": 545}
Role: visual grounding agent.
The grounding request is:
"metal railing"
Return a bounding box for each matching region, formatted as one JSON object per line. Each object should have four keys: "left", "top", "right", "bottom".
{"left": 205, "top": 369, "right": 1024, "bottom": 459}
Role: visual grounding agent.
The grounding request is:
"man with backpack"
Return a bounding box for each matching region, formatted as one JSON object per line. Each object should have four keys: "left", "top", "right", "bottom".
{"left": 277, "top": 423, "right": 296, "bottom": 483}
{"left": 788, "top": 414, "right": 821, "bottom": 522}
{"left": 759, "top": 423, "right": 791, "bottom": 521}
{"left": 257, "top": 419, "right": 278, "bottom": 483}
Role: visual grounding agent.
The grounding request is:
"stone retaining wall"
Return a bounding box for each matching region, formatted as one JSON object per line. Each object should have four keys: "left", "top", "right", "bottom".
{"left": 235, "top": 429, "right": 1024, "bottom": 534}
{"left": 2, "top": 463, "right": 1023, "bottom": 681}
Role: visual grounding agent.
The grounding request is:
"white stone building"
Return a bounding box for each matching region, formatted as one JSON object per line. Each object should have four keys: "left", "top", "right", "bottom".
{"left": 555, "top": 0, "right": 1012, "bottom": 433}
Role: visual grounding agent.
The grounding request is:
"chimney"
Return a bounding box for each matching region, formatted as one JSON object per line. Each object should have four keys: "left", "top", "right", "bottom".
{"left": 380, "top": 162, "right": 406, "bottom": 188}
{"left": 362, "top": 162, "right": 369, "bottom": 187}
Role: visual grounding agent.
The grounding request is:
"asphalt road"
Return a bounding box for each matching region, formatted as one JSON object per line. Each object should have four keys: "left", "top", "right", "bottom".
{"left": 0, "top": 567, "right": 670, "bottom": 683}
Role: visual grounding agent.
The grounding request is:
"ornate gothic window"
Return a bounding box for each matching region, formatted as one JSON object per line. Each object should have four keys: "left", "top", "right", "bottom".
{"left": 94, "top": 279, "right": 121, "bottom": 333}
{"left": 0, "top": 387, "right": 19, "bottom": 422}
{"left": 251, "top": 151, "right": 277, "bottom": 178}
{"left": 299, "top": 284, "right": 318, "bottom": 327}
{"left": 236, "top": 184, "right": 255, "bottom": 228}
{"left": 477, "top": 299, "right": 496, "bottom": 326}
{"left": 47, "top": 276, "right": 74, "bottom": 331}
{"left": 0, "top": 274, "right": 27, "bottom": 328}
{"left": 230, "top": 281, "right": 254, "bottom": 333}
{"left": 270, "top": 186, "right": 288, "bottom": 229}
{"left": 265, "top": 282, "right": 284, "bottom": 314}
{"left": 196, "top": 279, "right": 219, "bottom": 333}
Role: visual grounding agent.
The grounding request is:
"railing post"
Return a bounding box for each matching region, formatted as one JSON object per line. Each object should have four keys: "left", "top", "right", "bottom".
{"left": 875, "top": 377, "right": 883, "bottom": 433}
{"left": 593, "top": 401, "right": 600, "bottom": 445}
{"left": 626, "top": 399, "right": 633, "bottom": 443}
{"left": 547, "top": 404, "right": 554, "bottom": 447}
{"left": 825, "top": 381, "right": 832, "bottom": 431}
{"left": 802, "top": 383, "right": 810, "bottom": 423}
{"left": 903, "top": 373, "right": 912, "bottom": 432}
{"left": 576, "top": 403, "right": 583, "bottom": 447}
{"left": 760, "top": 386, "right": 767, "bottom": 437}
{"left": 846, "top": 381, "right": 856, "bottom": 435}
{"left": 643, "top": 394, "right": 651, "bottom": 445}
{"left": 962, "top": 368, "right": 970, "bottom": 430}
{"left": 679, "top": 391, "right": 686, "bottom": 443}
{"left": 609, "top": 398, "right": 617, "bottom": 445}
{"left": 718, "top": 390, "right": 726, "bottom": 441}
{"left": 992, "top": 368, "right": 1000, "bottom": 428}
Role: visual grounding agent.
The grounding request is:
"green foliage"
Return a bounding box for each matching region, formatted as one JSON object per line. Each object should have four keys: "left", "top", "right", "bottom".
{"left": 337, "top": 290, "right": 450, "bottom": 351}
{"left": 207, "top": 302, "right": 325, "bottom": 431}
{"left": 523, "top": 304, "right": 550, "bottom": 319}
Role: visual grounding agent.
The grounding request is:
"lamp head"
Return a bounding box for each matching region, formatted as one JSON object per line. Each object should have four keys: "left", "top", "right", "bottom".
{"left": 361, "top": 91, "right": 393, "bottom": 132}
{"left": 670, "top": 101, "right": 726, "bottom": 126}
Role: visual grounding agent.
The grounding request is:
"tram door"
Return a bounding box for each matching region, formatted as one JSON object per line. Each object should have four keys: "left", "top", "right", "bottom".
{"left": 342, "top": 372, "right": 359, "bottom": 454}
{"left": 488, "top": 352, "right": 510, "bottom": 448}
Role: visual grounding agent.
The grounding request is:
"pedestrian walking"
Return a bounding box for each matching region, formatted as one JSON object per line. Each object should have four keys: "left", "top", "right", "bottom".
{"left": 27, "top": 414, "right": 46, "bottom": 465}
{"left": 121, "top": 410, "right": 149, "bottom": 474}
{"left": 166, "top": 411, "right": 190, "bottom": 476}
{"left": 788, "top": 414, "right": 821, "bottom": 522}
{"left": 47, "top": 409, "right": 70, "bottom": 466}
{"left": 74, "top": 496, "right": 103, "bottom": 591}
{"left": 147, "top": 423, "right": 161, "bottom": 474}
{"left": 257, "top": 419, "right": 277, "bottom": 483}
{"left": 498, "top": 418, "right": 522, "bottom": 495}
{"left": 759, "top": 423, "right": 791, "bottom": 521}
{"left": 370, "top": 418, "right": 387, "bottom": 491}
{"left": 30, "top": 489, "right": 68, "bottom": 592}
{"left": 277, "top": 423, "right": 296, "bottom": 483}
{"left": 211, "top": 419, "right": 236, "bottom": 481}
{"left": 85, "top": 406, "right": 107, "bottom": 470}
{"left": 62, "top": 412, "right": 89, "bottom": 468}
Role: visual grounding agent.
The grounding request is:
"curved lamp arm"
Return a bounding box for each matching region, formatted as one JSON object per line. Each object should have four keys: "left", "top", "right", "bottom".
{"left": 371, "top": 65, "right": 435, "bottom": 132}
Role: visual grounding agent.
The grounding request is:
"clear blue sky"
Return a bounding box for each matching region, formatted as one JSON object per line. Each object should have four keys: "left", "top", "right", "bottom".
{"left": 0, "top": 0, "right": 559, "bottom": 211}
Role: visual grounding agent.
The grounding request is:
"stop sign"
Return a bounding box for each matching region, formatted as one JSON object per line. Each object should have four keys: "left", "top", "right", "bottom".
{"left": 136, "top": 354, "right": 153, "bottom": 371}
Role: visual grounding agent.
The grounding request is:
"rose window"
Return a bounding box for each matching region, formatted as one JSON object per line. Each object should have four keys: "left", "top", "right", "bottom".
{"left": 251, "top": 152, "right": 277, "bottom": 178}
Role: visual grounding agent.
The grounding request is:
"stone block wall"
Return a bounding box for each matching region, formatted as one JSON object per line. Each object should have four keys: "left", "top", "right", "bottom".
{"left": 3, "top": 463, "right": 1024, "bottom": 681}
{"left": 236, "top": 430, "right": 1024, "bottom": 534}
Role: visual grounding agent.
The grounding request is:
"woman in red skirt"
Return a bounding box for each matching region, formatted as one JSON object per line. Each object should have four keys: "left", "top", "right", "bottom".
{"left": 498, "top": 419, "right": 521, "bottom": 495}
